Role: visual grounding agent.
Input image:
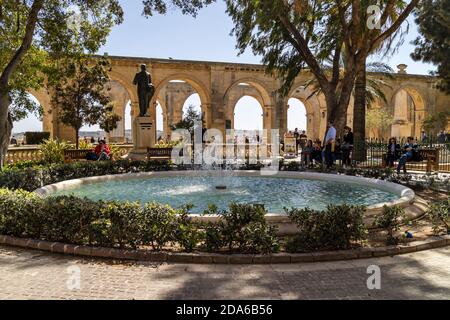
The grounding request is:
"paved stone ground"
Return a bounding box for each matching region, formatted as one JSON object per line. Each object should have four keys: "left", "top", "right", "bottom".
{"left": 0, "top": 245, "right": 449, "bottom": 300}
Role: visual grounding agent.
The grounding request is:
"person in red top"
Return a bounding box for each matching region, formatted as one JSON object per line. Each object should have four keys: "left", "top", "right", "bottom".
{"left": 87, "top": 140, "right": 111, "bottom": 161}
{"left": 94, "top": 140, "right": 111, "bottom": 160}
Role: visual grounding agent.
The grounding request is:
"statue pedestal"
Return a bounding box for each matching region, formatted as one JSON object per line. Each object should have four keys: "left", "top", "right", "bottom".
{"left": 127, "top": 117, "right": 155, "bottom": 160}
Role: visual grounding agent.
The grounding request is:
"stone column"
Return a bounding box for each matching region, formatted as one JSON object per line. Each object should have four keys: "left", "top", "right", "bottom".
{"left": 391, "top": 90, "right": 411, "bottom": 138}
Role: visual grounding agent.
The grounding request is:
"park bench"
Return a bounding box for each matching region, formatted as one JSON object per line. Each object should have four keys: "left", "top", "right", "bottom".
{"left": 63, "top": 149, "right": 91, "bottom": 163}
{"left": 147, "top": 147, "right": 173, "bottom": 161}
{"left": 382, "top": 148, "right": 439, "bottom": 173}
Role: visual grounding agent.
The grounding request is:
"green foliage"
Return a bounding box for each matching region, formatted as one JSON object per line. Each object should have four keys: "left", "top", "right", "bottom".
{"left": 412, "top": 0, "right": 450, "bottom": 94}
{"left": 39, "top": 195, "right": 101, "bottom": 244}
{"left": 0, "top": 189, "right": 276, "bottom": 254}
{"left": 50, "top": 56, "right": 120, "bottom": 148}
{"left": 170, "top": 105, "right": 203, "bottom": 138}
{"left": 77, "top": 140, "right": 94, "bottom": 150}
{"left": 428, "top": 199, "right": 450, "bottom": 235}
{"left": 374, "top": 205, "right": 407, "bottom": 245}
{"left": 176, "top": 205, "right": 204, "bottom": 252}
{"left": 98, "top": 201, "right": 141, "bottom": 248}
{"left": 285, "top": 205, "right": 367, "bottom": 252}
{"left": 0, "top": 189, "right": 42, "bottom": 238}
{"left": 366, "top": 108, "right": 395, "bottom": 136}
{"left": 142, "top": 0, "right": 214, "bottom": 16}
{"left": 0, "top": 160, "right": 170, "bottom": 191}
{"left": 40, "top": 139, "right": 69, "bottom": 164}
{"left": 138, "top": 202, "right": 179, "bottom": 250}
{"left": 24, "top": 132, "right": 50, "bottom": 145}
{"left": 0, "top": 0, "right": 124, "bottom": 131}
{"left": 421, "top": 112, "right": 450, "bottom": 134}
{"left": 204, "top": 204, "right": 279, "bottom": 254}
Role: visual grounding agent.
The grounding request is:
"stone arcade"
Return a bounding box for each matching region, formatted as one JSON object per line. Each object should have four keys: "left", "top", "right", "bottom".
{"left": 29, "top": 56, "right": 450, "bottom": 146}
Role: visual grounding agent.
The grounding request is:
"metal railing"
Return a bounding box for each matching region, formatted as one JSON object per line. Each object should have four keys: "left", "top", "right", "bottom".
{"left": 354, "top": 137, "right": 450, "bottom": 173}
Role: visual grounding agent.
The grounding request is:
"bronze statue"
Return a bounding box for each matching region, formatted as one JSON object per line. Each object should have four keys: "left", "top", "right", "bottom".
{"left": 133, "top": 64, "right": 155, "bottom": 117}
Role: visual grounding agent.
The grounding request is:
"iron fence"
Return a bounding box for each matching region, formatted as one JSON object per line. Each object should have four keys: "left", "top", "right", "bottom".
{"left": 354, "top": 137, "right": 450, "bottom": 173}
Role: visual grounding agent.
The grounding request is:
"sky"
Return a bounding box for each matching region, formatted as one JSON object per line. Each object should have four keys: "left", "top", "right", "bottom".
{"left": 13, "top": 0, "right": 435, "bottom": 134}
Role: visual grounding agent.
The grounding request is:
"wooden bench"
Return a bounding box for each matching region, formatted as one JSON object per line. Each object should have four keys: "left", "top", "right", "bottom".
{"left": 64, "top": 149, "right": 91, "bottom": 163}
{"left": 382, "top": 148, "right": 439, "bottom": 173}
{"left": 147, "top": 148, "right": 173, "bottom": 161}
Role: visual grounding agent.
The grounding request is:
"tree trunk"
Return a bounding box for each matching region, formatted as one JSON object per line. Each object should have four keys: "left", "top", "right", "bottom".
{"left": 75, "top": 129, "right": 79, "bottom": 149}
{"left": 0, "top": 93, "right": 12, "bottom": 168}
{"left": 0, "top": 0, "right": 44, "bottom": 169}
{"left": 353, "top": 59, "right": 367, "bottom": 162}
{"left": 326, "top": 86, "right": 353, "bottom": 140}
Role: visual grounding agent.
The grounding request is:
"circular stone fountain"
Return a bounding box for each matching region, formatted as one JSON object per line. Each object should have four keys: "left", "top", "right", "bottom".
{"left": 35, "top": 171, "right": 416, "bottom": 235}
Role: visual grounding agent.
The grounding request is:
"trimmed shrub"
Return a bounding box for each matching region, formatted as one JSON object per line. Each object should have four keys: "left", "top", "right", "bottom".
{"left": 285, "top": 205, "right": 368, "bottom": 252}
{"left": 0, "top": 160, "right": 173, "bottom": 192}
{"left": 373, "top": 205, "right": 406, "bottom": 245}
{"left": 204, "top": 204, "right": 279, "bottom": 254}
{"left": 39, "top": 195, "right": 101, "bottom": 244}
{"left": 175, "top": 205, "right": 204, "bottom": 252}
{"left": 138, "top": 202, "right": 179, "bottom": 250}
{"left": 0, "top": 189, "right": 42, "bottom": 238}
{"left": 98, "top": 201, "right": 141, "bottom": 248}
{"left": 428, "top": 199, "right": 450, "bottom": 235}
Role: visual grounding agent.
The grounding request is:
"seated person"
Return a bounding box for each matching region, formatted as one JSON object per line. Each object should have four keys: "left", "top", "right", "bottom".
{"left": 311, "top": 140, "right": 323, "bottom": 164}
{"left": 397, "top": 137, "right": 418, "bottom": 174}
{"left": 385, "top": 138, "right": 401, "bottom": 168}
{"left": 334, "top": 138, "right": 343, "bottom": 162}
{"left": 86, "top": 140, "right": 111, "bottom": 161}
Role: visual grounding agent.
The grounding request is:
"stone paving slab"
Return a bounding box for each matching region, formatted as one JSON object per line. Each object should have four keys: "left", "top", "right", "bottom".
{"left": 0, "top": 245, "right": 449, "bottom": 300}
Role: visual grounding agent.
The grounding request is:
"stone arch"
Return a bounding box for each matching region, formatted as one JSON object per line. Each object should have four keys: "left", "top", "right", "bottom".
{"left": 25, "top": 88, "right": 54, "bottom": 135}
{"left": 232, "top": 96, "right": 265, "bottom": 131}
{"left": 286, "top": 85, "right": 325, "bottom": 140}
{"left": 389, "top": 85, "right": 427, "bottom": 138}
{"left": 108, "top": 70, "right": 137, "bottom": 104}
{"left": 223, "top": 78, "right": 273, "bottom": 131}
{"left": 153, "top": 73, "right": 211, "bottom": 128}
{"left": 105, "top": 80, "right": 131, "bottom": 143}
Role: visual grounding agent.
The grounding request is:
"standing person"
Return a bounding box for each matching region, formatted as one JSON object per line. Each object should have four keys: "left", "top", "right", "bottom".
{"left": 294, "top": 128, "right": 300, "bottom": 155}
{"left": 385, "top": 138, "right": 401, "bottom": 168}
{"left": 342, "top": 126, "right": 354, "bottom": 167}
{"left": 323, "top": 121, "right": 336, "bottom": 168}
{"left": 299, "top": 130, "right": 308, "bottom": 152}
{"left": 397, "top": 137, "right": 417, "bottom": 174}
{"left": 421, "top": 130, "right": 428, "bottom": 143}
{"left": 302, "top": 140, "right": 314, "bottom": 166}
{"left": 437, "top": 130, "right": 447, "bottom": 144}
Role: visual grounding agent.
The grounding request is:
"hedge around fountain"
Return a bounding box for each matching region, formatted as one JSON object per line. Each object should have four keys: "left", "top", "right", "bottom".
{"left": 0, "top": 159, "right": 447, "bottom": 262}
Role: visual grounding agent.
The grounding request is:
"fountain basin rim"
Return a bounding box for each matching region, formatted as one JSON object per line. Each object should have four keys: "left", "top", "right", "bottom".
{"left": 34, "top": 170, "right": 415, "bottom": 214}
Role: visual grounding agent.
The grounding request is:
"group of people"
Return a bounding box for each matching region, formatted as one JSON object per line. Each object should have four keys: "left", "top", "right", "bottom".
{"left": 420, "top": 130, "right": 448, "bottom": 144}
{"left": 385, "top": 137, "right": 422, "bottom": 174}
{"left": 297, "top": 122, "right": 354, "bottom": 169}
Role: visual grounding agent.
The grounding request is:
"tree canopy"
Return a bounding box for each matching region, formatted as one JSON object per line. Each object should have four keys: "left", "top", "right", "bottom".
{"left": 0, "top": 0, "right": 123, "bottom": 166}
{"left": 412, "top": 0, "right": 450, "bottom": 93}
{"left": 50, "top": 56, "right": 120, "bottom": 148}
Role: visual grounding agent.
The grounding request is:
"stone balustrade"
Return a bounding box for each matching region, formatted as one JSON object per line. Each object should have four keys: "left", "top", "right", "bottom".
{"left": 6, "top": 145, "right": 134, "bottom": 164}
{"left": 5, "top": 147, "right": 44, "bottom": 165}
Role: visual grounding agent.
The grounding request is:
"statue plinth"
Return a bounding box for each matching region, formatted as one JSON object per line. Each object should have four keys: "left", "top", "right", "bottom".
{"left": 127, "top": 116, "right": 155, "bottom": 160}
